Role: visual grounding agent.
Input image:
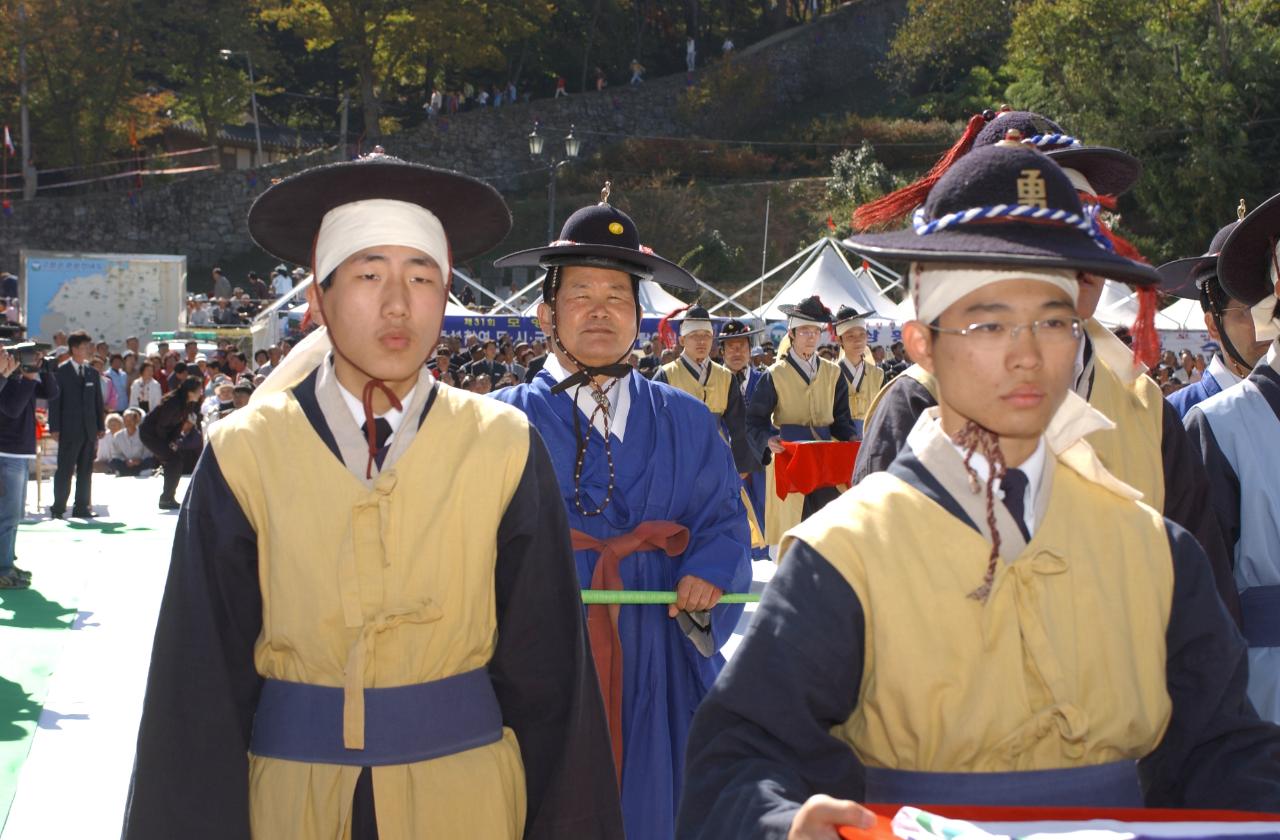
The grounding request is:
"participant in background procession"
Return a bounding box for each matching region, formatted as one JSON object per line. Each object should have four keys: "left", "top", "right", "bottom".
{"left": 719, "top": 319, "right": 770, "bottom": 561}
{"left": 1185, "top": 190, "right": 1280, "bottom": 723}
{"left": 124, "top": 150, "right": 621, "bottom": 840}
{"left": 679, "top": 143, "right": 1280, "bottom": 840}
{"left": 654, "top": 305, "right": 755, "bottom": 474}
{"left": 745, "top": 295, "right": 856, "bottom": 545}
{"left": 492, "top": 188, "right": 751, "bottom": 840}
{"left": 852, "top": 118, "right": 1239, "bottom": 624}
{"left": 833, "top": 304, "right": 883, "bottom": 438}
{"left": 1159, "top": 205, "right": 1272, "bottom": 418}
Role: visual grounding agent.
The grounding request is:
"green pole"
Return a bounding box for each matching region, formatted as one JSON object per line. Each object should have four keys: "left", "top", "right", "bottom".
{"left": 580, "top": 590, "right": 761, "bottom": 605}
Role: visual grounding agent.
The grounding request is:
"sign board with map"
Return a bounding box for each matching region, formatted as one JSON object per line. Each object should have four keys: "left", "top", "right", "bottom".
{"left": 19, "top": 250, "right": 187, "bottom": 345}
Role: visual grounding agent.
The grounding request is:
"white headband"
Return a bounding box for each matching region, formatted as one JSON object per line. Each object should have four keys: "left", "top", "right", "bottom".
{"left": 313, "top": 199, "right": 451, "bottom": 283}
{"left": 911, "top": 262, "right": 1080, "bottom": 324}
{"left": 1254, "top": 240, "right": 1280, "bottom": 342}
{"left": 1060, "top": 167, "right": 1096, "bottom": 198}
{"left": 787, "top": 315, "right": 825, "bottom": 330}
{"left": 680, "top": 319, "right": 713, "bottom": 336}
{"left": 835, "top": 318, "right": 867, "bottom": 336}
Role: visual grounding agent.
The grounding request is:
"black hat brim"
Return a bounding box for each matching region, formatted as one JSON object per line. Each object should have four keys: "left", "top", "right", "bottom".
{"left": 1156, "top": 255, "right": 1214, "bottom": 300}
{"left": 248, "top": 159, "right": 512, "bottom": 266}
{"left": 719, "top": 326, "right": 764, "bottom": 339}
{"left": 844, "top": 225, "right": 1160, "bottom": 287}
{"left": 494, "top": 243, "right": 697, "bottom": 291}
{"left": 1218, "top": 192, "right": 1280, "bottom": 306}
{"left": 1045, "top": 147, "right": 1142, "bottom": 197}
{"left": 777, "top": 304, "right": 833, "bottom": 323}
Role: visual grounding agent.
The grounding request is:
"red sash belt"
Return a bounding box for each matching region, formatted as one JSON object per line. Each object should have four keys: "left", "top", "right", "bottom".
{"left": 774, "top": 440, "right": 860, "bottom": 499}
{"left": 570, "top": 522, "right": 690, "bottom": 781}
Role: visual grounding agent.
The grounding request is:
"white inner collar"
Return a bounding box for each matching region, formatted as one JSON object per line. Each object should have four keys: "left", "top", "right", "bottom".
{"left": 335, "top": 374, "right": 414, "bottom": 439}
{"left": 543, "top": 352, "right": 632, "bottom": 441}
{"left": 940, "top": 419, "right": 1047, "bottom": 539}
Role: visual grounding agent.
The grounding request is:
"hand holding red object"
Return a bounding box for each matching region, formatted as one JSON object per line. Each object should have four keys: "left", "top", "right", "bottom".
{"left": 773, "top": 440, "right": 859, "bottom": 500}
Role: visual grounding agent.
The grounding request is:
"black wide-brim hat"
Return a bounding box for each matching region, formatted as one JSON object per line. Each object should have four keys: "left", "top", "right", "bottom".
{"left": 845, "top": 144, "right": 1160, "bottom": 287}
{"left": 779, "top": 295, "right": 835, "bottom": 323}
{"left": 834, "top": 303, "right": 876, "bottom": 324}
{"left": 1218, "top": 191, "right": 1280, "bottom": 306}
{"left": 494, "top": 201, "right": 697, "bottom": 291}
{"left": 719, "top": 318, "right": 763, "bottom": 339}
{"left": 1157, "top": 220, "right": 1239, "bottom": 300}
{"left": 976, "top": 110, "right": 1142, "bottom": 197}
{"left": 248, "top": 150, "right": 512, "bottom": 266}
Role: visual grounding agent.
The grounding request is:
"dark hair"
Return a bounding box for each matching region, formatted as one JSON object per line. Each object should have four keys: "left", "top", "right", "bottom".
{"left": 109, "top": 353, "right": 123, "bottom": 363}
{"left": 68, "top": 330, "right": 92, "bottom": 350}
{"left": 139, "top": 361, "right": 155, "bottom": 376}
{"left": 173, "top": 362, "right": 189, "bottom": 375}
{"left": 163, "top": 376, "right": 204, "bottom": 404}
{"left": 185, "top": 340, "right": 198, "bottom": 347}
{"left": 254, "top": 349, "right": 269, "bottom": 363}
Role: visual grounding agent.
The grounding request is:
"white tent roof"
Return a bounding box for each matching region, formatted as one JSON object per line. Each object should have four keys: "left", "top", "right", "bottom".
{"left": 1158, "top": 297, "right": 1206, "bottom": 331}
{"left": 519, "top": 277, "right": 688, "bottom": 318}
{"left": 756, "top": 239, "right": 896, "bottom": 322}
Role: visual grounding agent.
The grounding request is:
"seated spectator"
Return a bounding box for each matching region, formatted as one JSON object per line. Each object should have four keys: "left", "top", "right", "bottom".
{"left": 232, "top": 381, "right": 253, "bottom": 409}
{"left": 470, "top": 373, "right": 492, "bottom": 395}
{"left": 130, "top": 362, "right": 163, "bottom": 413}
{"left": 253, "top": 349, "right": 270, "bottom": 373}
{"left": 189, "top": 295, "right": 212, "bottom": 326}
{"left": 96, "top": 413, "right": 125, "bottom": 472}
{"left": 110, "top": 408, "right": 158, "bottom": 477}
{"left": 203, "top": 380, "right": 236, "bottom": 425}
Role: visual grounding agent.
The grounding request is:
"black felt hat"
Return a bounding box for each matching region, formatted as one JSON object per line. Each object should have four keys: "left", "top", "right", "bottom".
{"left": 975, "top": 109, "right": 1142, "bottom": 197}
{"left": 494, "top": 190, "right": 697, "bottom": 291}
{"left": 846, "top": 143, "right": 1160, "bottom": 287}
{"left": 247, "top": 148, "right": 512, "bottom": 266}
{"left": 778, "top": 295, "right": 835, "bottom": 324}
{"left": 834, "top": 303, "right": 876, "bottom": 324}
{"left": 1157, "top": 218, "right": 1240, "bottom": 300}
{"left": 679, "top": 305, "right": 713, "bottom": 322}
{"left": 1218, "top": 191, "right": 1280, "bottom": 306}
{"left": 719, "top": 318, "right": 762, "bottom": 340}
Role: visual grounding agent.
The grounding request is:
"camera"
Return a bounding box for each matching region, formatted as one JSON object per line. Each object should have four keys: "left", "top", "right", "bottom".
{"left": 2, "top": 341, "right": 53, "bottom": 374}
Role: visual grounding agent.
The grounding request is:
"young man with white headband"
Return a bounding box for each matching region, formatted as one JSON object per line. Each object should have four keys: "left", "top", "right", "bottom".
{"left": 493, "top": 192, "right": 751, "bottom": 840}
{"left": 833, "top": 303, "right": 884, "bottom": 437}
{"left": 1160, "top": 205, "right": 1273, "bottom": 418}
{"left": 679, "top": 143, "right": 1280, "bottom": 839}
{"left": 852, "top": 116, "right": 1239, "bottom": 625}
{"left": 124, "top": 151, "right": 622, "bottom": 840}
{"left": 745, "top": 295, "right": 857, "bottom": 545}
{"left": 1186, "top": 190, "right": 1280, "bottom": 724}
{"left": 654, "top": 305, "right": 755, "bottom": 474}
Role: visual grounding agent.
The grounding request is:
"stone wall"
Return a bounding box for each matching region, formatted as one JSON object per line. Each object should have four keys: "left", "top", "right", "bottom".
{"left": 0, "top": 0, "right": 905, "bottom": 279}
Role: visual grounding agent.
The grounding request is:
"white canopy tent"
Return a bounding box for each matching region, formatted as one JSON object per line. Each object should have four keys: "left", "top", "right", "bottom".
{"left": 754, "top": 238, "right": 903, "bottom": 322}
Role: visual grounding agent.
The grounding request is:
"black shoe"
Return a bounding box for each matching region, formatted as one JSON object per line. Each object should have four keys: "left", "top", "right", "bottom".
{"left": 158, "top": 498, "right": 180, "bottom": 511}
{"left": 49, "top": 508, "right": 65, "bottom": 520}
{"left": 71, "top": 509, "right": 96, "bottom": 519}
{"left": 12, "top": 565, "right": 31, "bottom": 581}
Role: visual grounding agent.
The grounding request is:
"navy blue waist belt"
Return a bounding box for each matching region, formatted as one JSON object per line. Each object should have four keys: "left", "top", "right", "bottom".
{"left": 1240, "top": 585, "right": 1280, "bottom": 648}
{"left": 864, "top": 760, "right": 1143, "bottom": 807}
{"left": 778, "top": 424, "right": 832, "bottom": 442}
{"left": 249, "top": 668, "right": 503, "bottom": 766}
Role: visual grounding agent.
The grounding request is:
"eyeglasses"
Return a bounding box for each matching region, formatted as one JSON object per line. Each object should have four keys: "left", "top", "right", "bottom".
{"left": 930, "top": 317, "right": 1084, "bottom": 345}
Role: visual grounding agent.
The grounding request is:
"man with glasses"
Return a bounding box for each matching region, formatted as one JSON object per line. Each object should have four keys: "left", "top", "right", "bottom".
{"left": 745, "top": 295, "right": 857, "bottom": 545}
{"left": 679, "top": 142, "right": 1280, "bottom": 840}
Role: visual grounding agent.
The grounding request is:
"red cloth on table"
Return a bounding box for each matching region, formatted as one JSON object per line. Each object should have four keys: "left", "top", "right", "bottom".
{"left": 773, "top": 440, "right": 859, "bottom": 500}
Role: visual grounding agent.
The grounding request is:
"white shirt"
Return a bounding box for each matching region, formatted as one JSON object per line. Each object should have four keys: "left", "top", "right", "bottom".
{"left": 944, "top": 427, "right": 1047, "bottom": 539}
{"left": 542, "top": 353, "right": 631, "bottom": 441}
{"left": 113, "top": 427, "right": 149, "bottom": 461}
{"left": 1207, "top": 353, "right": 1242, "bottom": 392}
{"left": 271, "top": 273, "right": 294, "bottom": 297}
{"left": 336, "top": 380, "right": 415, "bottom": 447}
{"left": 130, "top": 377, "right": 163, "bottom": 410}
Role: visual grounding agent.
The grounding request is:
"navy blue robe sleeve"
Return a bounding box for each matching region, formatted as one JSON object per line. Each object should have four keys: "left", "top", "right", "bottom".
{"left": 830, "top": 374, "right": 856, "bottom": 441}
{"left": 652, "top": 368, "right": 669, "bottom": 385}
{"left": 1159, "top": 399, "right": 1241, "bottom": 625}
{"left": 122, "top": 447, "right": 262, "bottom": 840}
{"left": 1140, "top": 521, "right": 1280, "bottom": 810}
{"left": 723, "top": 376, "right": 756, "bottom": 474}
{"left": 745, "top": 372, "right": 779, "bottom": 466}
{"left": 852, "top": 375, "right": 936, "bottom": 485}
{"left": 490, "top": 427, "right": 625, "bottom": 840}
{"left": 676, "top": 540, "right": 865, "bottom": 840}
{"left": 1184, "top": 406, "right": 1242, "bottom": 568}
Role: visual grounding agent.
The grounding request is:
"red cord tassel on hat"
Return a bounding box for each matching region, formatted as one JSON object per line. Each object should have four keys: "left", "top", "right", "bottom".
{"left": 656, "top": 303, "right": 693, "bottom": 351}
{"left": 852, "top": 111, "right": 992, "bottom": 232}
{"left": 1083, "top": 193, "right": 1160, "bottom": 370}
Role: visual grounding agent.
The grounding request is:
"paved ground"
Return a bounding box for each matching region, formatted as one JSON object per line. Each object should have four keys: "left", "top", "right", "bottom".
{"left": 0, "top": 470, "right": 771, "bottom": 839}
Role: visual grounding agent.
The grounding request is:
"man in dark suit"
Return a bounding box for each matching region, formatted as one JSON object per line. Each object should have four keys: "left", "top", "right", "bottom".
{"left": 464, "top": 339, "right": 507, "bottom": 379}
{"left": 48, "top": 330, "right": 105, "bottom": 518}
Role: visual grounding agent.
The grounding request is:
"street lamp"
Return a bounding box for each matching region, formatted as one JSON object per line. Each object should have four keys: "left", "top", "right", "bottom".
{"left": 528, "top": 122, "right": 582, "bottom": 242}
{"left": 220, "top": 48, "right": 264, "bottom": 168}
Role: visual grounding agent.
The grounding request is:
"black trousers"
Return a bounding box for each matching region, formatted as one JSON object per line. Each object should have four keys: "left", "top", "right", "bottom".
{"left": 352, "top": 767, "right": 378, "bottom": 840}
{"left": 52, "top": 432, "right": 95, "bottom": 514}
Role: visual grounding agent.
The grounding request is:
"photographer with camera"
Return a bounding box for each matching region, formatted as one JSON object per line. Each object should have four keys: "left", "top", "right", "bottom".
{"left": 139, "top": 378, "right": 204, "bottom": 511}
{"left": 0, "top": 343, "right": 59, "bottom": 587}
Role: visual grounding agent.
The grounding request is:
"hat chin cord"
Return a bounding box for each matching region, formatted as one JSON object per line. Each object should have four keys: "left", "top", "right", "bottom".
{"left": 1201, "top": 282, "right": 1254, "bottom": 375}
{"left": 313, "top": 287, "right": 405, "bottom": 479}
{"left": 544, "top": 265, "right": 641, "bottom": 516}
